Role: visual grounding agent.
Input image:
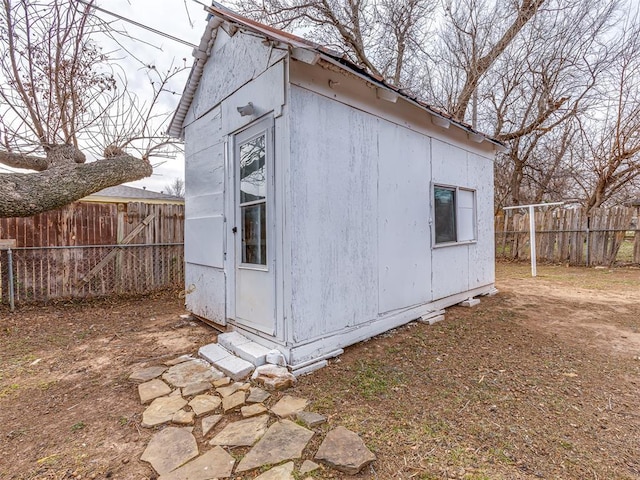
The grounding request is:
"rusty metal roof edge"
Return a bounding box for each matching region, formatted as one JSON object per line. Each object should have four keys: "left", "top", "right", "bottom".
{"left": 170, "top": 3, "right": 505, "bottom": 150}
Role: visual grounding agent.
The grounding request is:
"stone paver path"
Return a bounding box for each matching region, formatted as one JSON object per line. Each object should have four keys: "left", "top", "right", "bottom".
{"left": 315, "top": 426, "right": 377, "bottom": 474}
{"left": 254, "top": 461, "right": 294, "bottom": 480}
{"left": 130, "top": 365, "right": 167, "bottom": 383}
{"left": 210, "top": 414, "right": 269, "bottom": 447}
{"left": 158, "top": 446, "right": 235, "bottom": 480}
{"left": 189, "top": 394, "right": 221, "bottom": 416}
{"left": 142, "top": 396, "right": 188, "bottom": 427}
{"left": 162, "top": 359, "right": 224, "bottom": 387}
{"left": 201, "top": 414, "right": 223, "bottom": 436}
{"left": 270, "top": 395, "right": 308, "bottom": 418}
{"left": 138, "top": 378, "right": 172, "bottom": 404}
{"left": 236, "top": 420, "right": 313, "bottom": 473}
{"left": 140, "top": 427, "right": 198, "bottom": 475}
{"left": 133, "top": 353, "right": 376, "bottom": 478}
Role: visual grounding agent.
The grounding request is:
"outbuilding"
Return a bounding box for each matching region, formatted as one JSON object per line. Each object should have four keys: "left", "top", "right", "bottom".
{"left": 169, "top": 4, "right": 502, "bottom": 370}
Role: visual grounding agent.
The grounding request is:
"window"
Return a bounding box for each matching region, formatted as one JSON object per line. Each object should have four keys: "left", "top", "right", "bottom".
{"left": 239, "top": 133, "right": 267, "bottom": 265}
{"left": 433, "top": 185, "right": 476, "bottom": 245}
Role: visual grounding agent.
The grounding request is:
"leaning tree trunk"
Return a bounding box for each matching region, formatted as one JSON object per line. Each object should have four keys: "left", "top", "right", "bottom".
{"left": 0, "top": 145, "right": 152, "bottom": 217}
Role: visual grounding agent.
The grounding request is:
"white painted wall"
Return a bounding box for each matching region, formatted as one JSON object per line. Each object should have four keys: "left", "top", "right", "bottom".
{"left": 378, "top": 125, "right": 432, "bottom": 314}
{"left": 287, "top": 58, "right": 496, "bottom": 344}
{"left": 184, "top": 28, "right": 287, "bottom": 127}
{"left": 288, "top": 86, "right": 378, "bottom": 343}
{"left": 182, "top": 28, "right": 286, "bottom": 325}
{"left": 430, "top": 139, "right": 495, "bottom": 299}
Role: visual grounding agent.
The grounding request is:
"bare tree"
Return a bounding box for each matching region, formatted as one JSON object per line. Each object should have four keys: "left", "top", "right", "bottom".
{"left": 485, "top": 0, "right": 620, "bottom": 209}
{"left": 235, "top": 0, "right": 639, "bottom": 209}
{"left": 164, "top": 177, "right": 185, "bottom": 198}
{"left": 574, "top": 17, "right": 640, "bottom": 214}
{"left": 240, "top": 0, "right": 435, "bottom": 89}
{"left": 0, "top": 0, "right": 180, "bottom": 217}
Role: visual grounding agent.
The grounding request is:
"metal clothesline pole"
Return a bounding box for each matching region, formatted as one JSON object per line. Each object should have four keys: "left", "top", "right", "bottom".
{"left": 503, "top": 202, "right": 564, "bottom": 277}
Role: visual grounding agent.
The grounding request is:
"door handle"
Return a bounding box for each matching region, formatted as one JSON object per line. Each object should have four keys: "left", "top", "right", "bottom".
{"left": 232, "top": 227, "right": 237, "bottom": 234}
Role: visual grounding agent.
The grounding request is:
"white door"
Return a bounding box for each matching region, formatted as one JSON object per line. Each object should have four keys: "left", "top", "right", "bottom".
{"left": 232, "top": 118, "right": 275, "bottom": 334}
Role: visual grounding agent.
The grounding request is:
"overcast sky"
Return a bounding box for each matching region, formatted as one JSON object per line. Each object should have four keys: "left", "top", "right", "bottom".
{"left": 96, "top": 0, "right": 211, "bottom": 193}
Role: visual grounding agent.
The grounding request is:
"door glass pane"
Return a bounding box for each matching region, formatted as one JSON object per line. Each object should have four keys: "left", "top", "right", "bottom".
{"left": 240, "top": 134, "right": 266, "bottom": 203}
{"left": 434, "top": 186, "right": 456, "bottom": 243}
{"left": 241, "top": 203, "right": 266, "bottom": 265}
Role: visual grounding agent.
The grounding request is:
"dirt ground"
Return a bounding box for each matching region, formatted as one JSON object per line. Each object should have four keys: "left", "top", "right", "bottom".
{"left": 1, "top": 262, "right": 639, "bottom": 480}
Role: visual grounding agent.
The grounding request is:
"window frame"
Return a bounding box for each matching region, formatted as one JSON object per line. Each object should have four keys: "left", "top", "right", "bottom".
{"left": 234, "top": 118, "right": 273, "bottom": 271}
{"left": 432, "top": 183, "right": 477, "bottom": 248}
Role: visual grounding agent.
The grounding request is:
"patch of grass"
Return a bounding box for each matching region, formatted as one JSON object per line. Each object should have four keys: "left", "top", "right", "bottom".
{"left": 488, "top": 447, "right": 515, "bottom": 465}
{"left": 311, "top": 396, "right": 335, "bottom": 412}
{"left": 71, "top": 421, "right": 86, "bottom": 432}
{"left": 0, "top": 383, "right": 19, "bottom": 398}
{"left": 38, "top": 380, "right": 56, "bottom": 390}
{"left": 467, "top": 473, "right": 491, "bottom": 480}
{"left": 559, "top": 439, "right": 573, "bottom": 450}
{"left": 421, "top": 419, "right": 449, "bottom": 438}
{"left": 351, "top": 359, "right": 404, "bottom": 400}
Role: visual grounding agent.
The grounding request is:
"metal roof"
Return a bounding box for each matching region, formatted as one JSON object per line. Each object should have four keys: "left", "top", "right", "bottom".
{"left": 168, "top": 3, "right": 504, "bottom": 150}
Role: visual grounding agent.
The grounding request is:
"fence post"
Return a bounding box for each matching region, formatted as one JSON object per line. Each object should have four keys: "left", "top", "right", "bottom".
{"left": 585, "top": 215, "right": 590, "bottom": 267}
{"left": 7, "top": 247, "right": 15, "bottom": 312}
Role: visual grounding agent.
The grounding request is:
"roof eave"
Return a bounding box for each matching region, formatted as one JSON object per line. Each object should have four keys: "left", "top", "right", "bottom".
{"left": 168, "top": 6, "right": 505, "bottom": 151}
{"left": 168, "top": 16, "right": 224, "bottom": 139}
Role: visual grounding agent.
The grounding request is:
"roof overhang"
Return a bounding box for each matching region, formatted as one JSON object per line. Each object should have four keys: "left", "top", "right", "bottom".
{"left": 168, "top": 3, "right": 506, "bottom": 152}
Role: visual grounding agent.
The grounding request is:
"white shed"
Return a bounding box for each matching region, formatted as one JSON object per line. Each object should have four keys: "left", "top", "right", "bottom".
{"left": 169, "top": 5, "right": 502, "bottom": 369}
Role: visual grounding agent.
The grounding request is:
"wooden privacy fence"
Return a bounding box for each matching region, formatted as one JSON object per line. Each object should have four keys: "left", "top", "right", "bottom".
{"left": 495, "top": 206, "right": 640, "bottom": 266}
{"left": 0, "top": 201, "right": 184, "bottom": 304}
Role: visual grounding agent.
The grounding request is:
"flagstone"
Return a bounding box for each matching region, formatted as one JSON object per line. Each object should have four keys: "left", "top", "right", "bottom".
{"left": 254, "top": 462, "right": 294, "bottom": 480}
{"left": 164, "top": 355, "right": 194, "bottom": 366}
{"left": 188, "top": 394, "right": 221, "bottom": 416}
{"left": 213, "top": 377, "right": 231, "bottom": 387}
{"left": 300, "top": 460, "right": 320, "bottom": 475}
{"left": 129, "top": 365, "right": 167, "bottom": 383}
{"left": 163, "top": 360, "right": 224, "bottom": 388}
{"left": 142, "top": 396, "right": 188, "bottom": 427}
{"left": 182, "top": 382, "right": 212, "bottom": 397}
{"left": 172, "top": 409, "right": 195, "bottom": 425}
{"left": 241, "top": 403, "right": 267, "bottom": 418}
{"left": 315, "top": 426, "right": 376, "bottom": 474}
{"left": 201, "top": 414, "right": 223, "bottom": 436}
{"left": 158, "top": 446, "right": 235, "bottom": 480}
{"left": 270, "top": 395, "right": 308, "bottom": 419}
{"left": 296, "top": 411, "right": 327, "bottom": 428}
{"left": 140, "top": 427, "right": 198, "bottom": 475}
{"left": 247, "top": 387, "right": 271, "bottom": 404}
{"left": 236, "top": 420, "right": 314, "bottom": 473}
{"left": 216, "top": 383, "right": 240, "bottom": 398}
{"left": 210, "top": 414, "right": 269, "bottom": 447}
{"left": 138, "top": 378, "right": 172, "bottom": 404}
{"left": 222, "top": 390, "right": 245, "bottom": 412}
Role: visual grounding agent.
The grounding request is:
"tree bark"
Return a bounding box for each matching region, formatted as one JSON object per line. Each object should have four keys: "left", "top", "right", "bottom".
{"left": 0, "top": 155, "right": 152, "bottom": 217}
{"left": 0, "top": 151, "right": 49, "bottom": 171}
{"left": 450, "top": 0, "right": 546, "bottom": 122}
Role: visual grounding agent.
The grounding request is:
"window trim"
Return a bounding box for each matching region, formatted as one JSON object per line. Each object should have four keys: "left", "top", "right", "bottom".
{"left": 432, "top": 183, "right": 478, "bottom": 248}
{"left": 234, "top": 118, "right": 273, "bottom": 271}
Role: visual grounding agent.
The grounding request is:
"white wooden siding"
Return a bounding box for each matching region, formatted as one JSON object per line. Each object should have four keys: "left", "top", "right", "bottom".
{"left": 430, "top": 139, "right": 493, "bottom": 299}
{"left": 378, "top": 124, "right": 432, "bottom": 313}
{"left": 184, "top": 30, "right": 287, "bottom": 127}
{"left": 184, "top": 108, "right": 225, "bottom": 268}
{"left": 185, "top": 264, "right": 226, "bottom": 324}
{"left": 468, "top": 152, "right": 495, "bottom": 289}
{"left": 289, "top": 86, "right": 378, "bottom": 343}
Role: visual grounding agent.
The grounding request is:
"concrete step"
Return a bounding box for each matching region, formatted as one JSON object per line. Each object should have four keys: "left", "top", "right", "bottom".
{"left": 217, "top": 332, "right": 271, "bottom": 366}
{"left": 198, "top": 343, "right": 254, "bottom": 381}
